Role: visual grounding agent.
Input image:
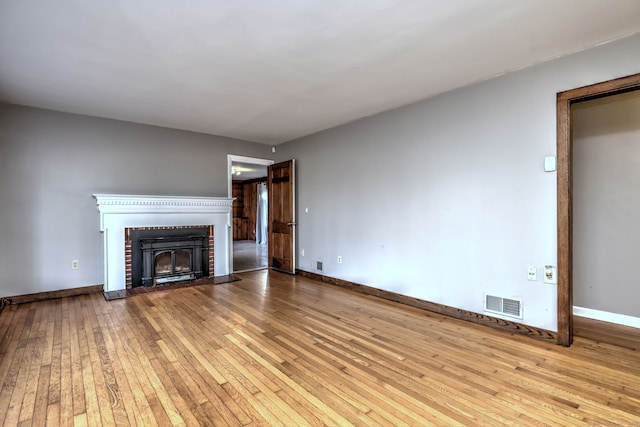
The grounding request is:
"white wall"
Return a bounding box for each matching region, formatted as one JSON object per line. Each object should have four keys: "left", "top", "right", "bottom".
{"left": 573, "top": 90, "right": 640, "bottom": 317}
{"left": 0, "top": 105, "right": 272, "bottom": 297}
{"left": 277, "top": 34, "right": 640, "bottom": 332}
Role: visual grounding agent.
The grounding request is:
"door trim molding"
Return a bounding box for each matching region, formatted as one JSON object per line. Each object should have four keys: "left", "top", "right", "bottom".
{"left": 556, "top": 72, "right": 640, "bottom": 346}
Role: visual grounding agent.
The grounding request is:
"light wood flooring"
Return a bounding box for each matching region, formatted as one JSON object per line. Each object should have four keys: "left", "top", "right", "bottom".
{"left": 1, "top": 270, "right": 639, "bottom": 426}
{"left": 574, "top": 315, "right": 640, "bottom": 351}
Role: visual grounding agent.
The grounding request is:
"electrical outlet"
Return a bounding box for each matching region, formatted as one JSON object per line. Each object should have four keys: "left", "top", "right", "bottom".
{"left": 301, "top": 249, "right": 305, "bottom": 257}
{"left": 72, "top": 260, "right": 79, "bottom": 270}
{"left": 527, "top": 266, "right": 537, "bottom": 281}
{"left": 337, "top": 256, "right": 342, "bottom": 264}
{"left": 316, "top": 261, "right": 323, "bottom": 271}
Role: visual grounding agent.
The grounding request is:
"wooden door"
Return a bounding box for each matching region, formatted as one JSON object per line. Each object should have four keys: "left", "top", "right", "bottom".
{"left": 268, "top": 160, "right": 296, "bottom": 273}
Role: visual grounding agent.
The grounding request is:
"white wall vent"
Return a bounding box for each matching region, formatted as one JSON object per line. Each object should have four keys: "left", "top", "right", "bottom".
{"left": 484, "top": 294, "right": 523, "bottom": 319}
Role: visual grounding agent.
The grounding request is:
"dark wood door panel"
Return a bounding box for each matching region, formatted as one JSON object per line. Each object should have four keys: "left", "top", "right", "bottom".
{"left": 268, "top": 160, "right": 295, "bottom": 274}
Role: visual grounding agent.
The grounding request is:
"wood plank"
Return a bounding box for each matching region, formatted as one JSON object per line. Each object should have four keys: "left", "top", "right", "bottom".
{"left": 119, "top": 303, "right": 181, "bottom": 426}
{"left": 0, "top": 305, "right": 30, "bottom": 425}
{"left": 297, "top": 269, "right": 557, "bottom": 342}
{"left": 102, "top": 303, "right": 156, "bottom": 426}
{"left": 574, "top": 315, "right": 640, "bottom": 350}
{"left": 2, "top": 270, "right": 640, "bottom": 425}
{"left": 8, "top": 285, "right": 103, "bottom": 305}
{"left": 150, "top": 296, "right": 269, "bottom": 425}
{"left": 17, "top": 302, "right": 50, "bottom": 425}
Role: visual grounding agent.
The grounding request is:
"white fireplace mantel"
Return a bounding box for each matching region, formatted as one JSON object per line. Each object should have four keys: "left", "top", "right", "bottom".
{"left": 94, "top": 194, "right": 233, "bottom": 292}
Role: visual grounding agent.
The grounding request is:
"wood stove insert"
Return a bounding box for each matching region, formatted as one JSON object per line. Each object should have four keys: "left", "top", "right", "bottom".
{"left": 126, "top": 226, "right": 213, "bottom": 288}
{"left": 141, "top": 235, "right": 205, "bottom": 286}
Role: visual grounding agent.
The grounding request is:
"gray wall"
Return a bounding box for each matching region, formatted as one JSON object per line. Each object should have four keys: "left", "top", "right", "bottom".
{"left": 0, "top": 104, "right": 272, "bottom": 297}
{"left": 277, "top": 34, "right": 640, "bottom": 331}
{"left": 573, "top": 90, "right": 640, "bottom": 317}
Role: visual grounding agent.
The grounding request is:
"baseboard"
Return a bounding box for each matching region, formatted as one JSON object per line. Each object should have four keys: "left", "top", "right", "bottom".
{"left": 574, "top": 306, "right": 640, "bottom": 329}
{"left": 7, "top": 284, "right": 104, "bottom": 305}
{"left": 297, "top": 270, "right": 557, "bottom": 344}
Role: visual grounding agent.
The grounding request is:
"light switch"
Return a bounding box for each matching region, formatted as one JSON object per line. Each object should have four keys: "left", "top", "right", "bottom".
{"left": 544, "top": 156, "right": 556, "bottom": 172}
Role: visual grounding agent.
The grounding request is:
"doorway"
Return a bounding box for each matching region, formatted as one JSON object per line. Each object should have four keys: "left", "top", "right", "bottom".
{"left": 556, "top": 72, "right": 640, "bottom": 346}
{"left": 228, "top": 155, "right": 273, "bottom": 272}
{"left": 572, "top": 90, "right": 640, "bottom": 327}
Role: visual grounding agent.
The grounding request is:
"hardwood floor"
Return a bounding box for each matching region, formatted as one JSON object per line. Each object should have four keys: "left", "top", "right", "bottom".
{"left": 574, "top": 315, "right": 640, "bottom": 351}
{"left": 1, "top": 270, "right": 639, "bottom": 426}
{"left": 233, "top": 240, "right": 268, "bottom": 272}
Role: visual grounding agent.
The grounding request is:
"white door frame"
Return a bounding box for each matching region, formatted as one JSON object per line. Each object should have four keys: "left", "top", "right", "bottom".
{"left": 227, "top": 155, "right": 274, "bottom": 272}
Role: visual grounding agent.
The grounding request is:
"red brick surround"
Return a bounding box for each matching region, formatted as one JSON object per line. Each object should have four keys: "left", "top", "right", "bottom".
{"left": 124, "top": 225, "right": 214, "bottom": 289}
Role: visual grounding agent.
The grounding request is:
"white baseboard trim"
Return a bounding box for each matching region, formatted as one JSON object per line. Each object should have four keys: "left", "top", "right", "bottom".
{"left": 574, "top": 306, "right": 640, "bottom": 329}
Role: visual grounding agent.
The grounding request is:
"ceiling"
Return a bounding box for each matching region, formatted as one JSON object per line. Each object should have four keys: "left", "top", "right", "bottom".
{"left": 232, "top": 162, "right": 268, "bottom": 181}
{"left": 1, "top": 1, "right": 639, "bottom": 145}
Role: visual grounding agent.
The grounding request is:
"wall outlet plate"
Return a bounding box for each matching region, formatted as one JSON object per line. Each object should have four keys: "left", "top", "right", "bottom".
{"left": 527, "top": 266, "right": 537, "bottom": 281}
{"left": 544, "top": 265, "right": 557, "bottom": 284}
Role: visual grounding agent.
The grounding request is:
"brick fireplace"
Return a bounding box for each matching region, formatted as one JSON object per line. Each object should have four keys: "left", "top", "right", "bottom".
{"left": 94, "top": 194, "right": 233, "bottom": 292}
{"left": 125, "top": 225, "right": 214, "bottom": 288}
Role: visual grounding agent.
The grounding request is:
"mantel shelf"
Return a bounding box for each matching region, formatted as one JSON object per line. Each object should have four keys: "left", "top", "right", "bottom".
{"left": 94, "top": 194, "right": 233, "bottom": 292}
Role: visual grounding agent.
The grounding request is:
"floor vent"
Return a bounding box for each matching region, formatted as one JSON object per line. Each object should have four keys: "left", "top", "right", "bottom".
{"left": 484, "top": 294, "right": 523, "bottom": 319}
